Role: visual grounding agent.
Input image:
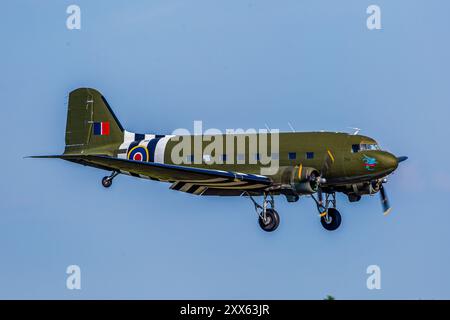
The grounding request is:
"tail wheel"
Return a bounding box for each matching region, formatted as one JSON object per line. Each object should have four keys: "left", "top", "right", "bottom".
{"left": 102, "top": 176, "right": 113, "bottom": 188}
{"left": 259, "top": 209, "right": 280, "bottom": 232}
{"left": 320, "top": 208, "right": 341, "bottom": 231}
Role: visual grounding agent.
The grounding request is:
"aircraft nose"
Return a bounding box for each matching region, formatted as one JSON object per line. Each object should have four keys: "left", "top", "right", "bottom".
{"left": 381, "top": 152, "right": 398, "bottom": 171}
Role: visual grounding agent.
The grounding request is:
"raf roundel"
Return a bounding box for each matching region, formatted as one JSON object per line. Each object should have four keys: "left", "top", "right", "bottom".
{"left": 127, "top": 146, "right": 149, "bottom": 162}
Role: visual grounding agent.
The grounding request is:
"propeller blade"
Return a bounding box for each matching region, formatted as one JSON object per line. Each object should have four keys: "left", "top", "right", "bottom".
{"left": 379, "top": 184, "right": 392, "bottom": 215}
{"left": 397, "top": 156, "right": 408, "bottom": 163}
{"left": 320, "top": 150, "right": 335, "bottom": 177}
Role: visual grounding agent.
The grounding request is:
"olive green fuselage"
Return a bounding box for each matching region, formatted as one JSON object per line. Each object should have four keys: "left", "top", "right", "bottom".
{"left": 148, "top": 131, "right": 398, "bottom": 186}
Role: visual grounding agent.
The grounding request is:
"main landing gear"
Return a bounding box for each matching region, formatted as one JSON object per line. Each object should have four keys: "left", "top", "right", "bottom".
{"left": 311, "top": 191, "right": 342, "bottom": 231}
{"left": 245, "top": 190, "right": 342, "bottom": 232}
{"left": 245, "top": 192, "right": 280, "bottom": 232}
{"left": 101, "top": 171, "right": 119, "bottom": 188}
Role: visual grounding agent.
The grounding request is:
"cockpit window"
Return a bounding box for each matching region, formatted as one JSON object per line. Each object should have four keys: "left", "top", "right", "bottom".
{"left": 352, "top": 143, "right": 380, "bottom": 153}
{"left": 362, "top": 143, "right": 380, "bottom": 151}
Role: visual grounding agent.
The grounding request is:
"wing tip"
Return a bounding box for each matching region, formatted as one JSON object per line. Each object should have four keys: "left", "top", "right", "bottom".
{"left": 25, "top": 155, "right": 65, "bottom": 159}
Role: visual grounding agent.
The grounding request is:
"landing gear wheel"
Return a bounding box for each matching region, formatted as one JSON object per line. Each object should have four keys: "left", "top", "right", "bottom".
{"left": 102, "top": 176, "right": 113, "bottom": 188}
{"left": 259, "top": 209, "right": 280, "bottom": 232}
{"left": 320, "top": 208, "right": 341, "bottom": 231}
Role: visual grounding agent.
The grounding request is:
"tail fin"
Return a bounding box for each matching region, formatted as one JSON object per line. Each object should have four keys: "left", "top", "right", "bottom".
{"left": 64, "top": 88, "right": 124, "bottom": 156}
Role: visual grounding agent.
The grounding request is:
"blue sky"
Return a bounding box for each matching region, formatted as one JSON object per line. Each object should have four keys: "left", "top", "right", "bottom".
{"left": 1, "top": 0, "right": 450, "bottom": 299}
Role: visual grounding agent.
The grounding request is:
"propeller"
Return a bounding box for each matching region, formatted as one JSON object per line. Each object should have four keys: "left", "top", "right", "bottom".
{"left": 379, "top": 183, "right": 392, "bottom": 216}
{"left": 379, "top": 155, "right": 407, "bottom": 215}
{"left": 311, "top": 150, "right": 335, "bottom": 216}
{"left": 319, "top": 150, "right": 335, "bottom": 182}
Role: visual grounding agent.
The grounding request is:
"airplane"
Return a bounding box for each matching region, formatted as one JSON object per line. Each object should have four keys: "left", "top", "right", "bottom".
{"left": 30, "top": 88, "right": 407, "bottom": 232}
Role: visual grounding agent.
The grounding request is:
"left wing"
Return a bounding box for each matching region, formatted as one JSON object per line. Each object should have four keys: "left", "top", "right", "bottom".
{"left": 30, "top": 154, "right": 272, "bottom": 195}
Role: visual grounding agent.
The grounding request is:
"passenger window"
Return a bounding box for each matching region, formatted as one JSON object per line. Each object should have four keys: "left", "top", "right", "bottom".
{"left": 306, "top": 152, "right": 314, "bottom": 159}
{"left": 352, "top": 144, "right": 360, "bottom": 153}
{"left": 288, "top": 152, "right": 296, "bottom": 160}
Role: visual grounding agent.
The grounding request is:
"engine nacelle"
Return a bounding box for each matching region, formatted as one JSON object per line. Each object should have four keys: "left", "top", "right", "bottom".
{"left": 276, "top": 165, "right": 320, "bottom": 195}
